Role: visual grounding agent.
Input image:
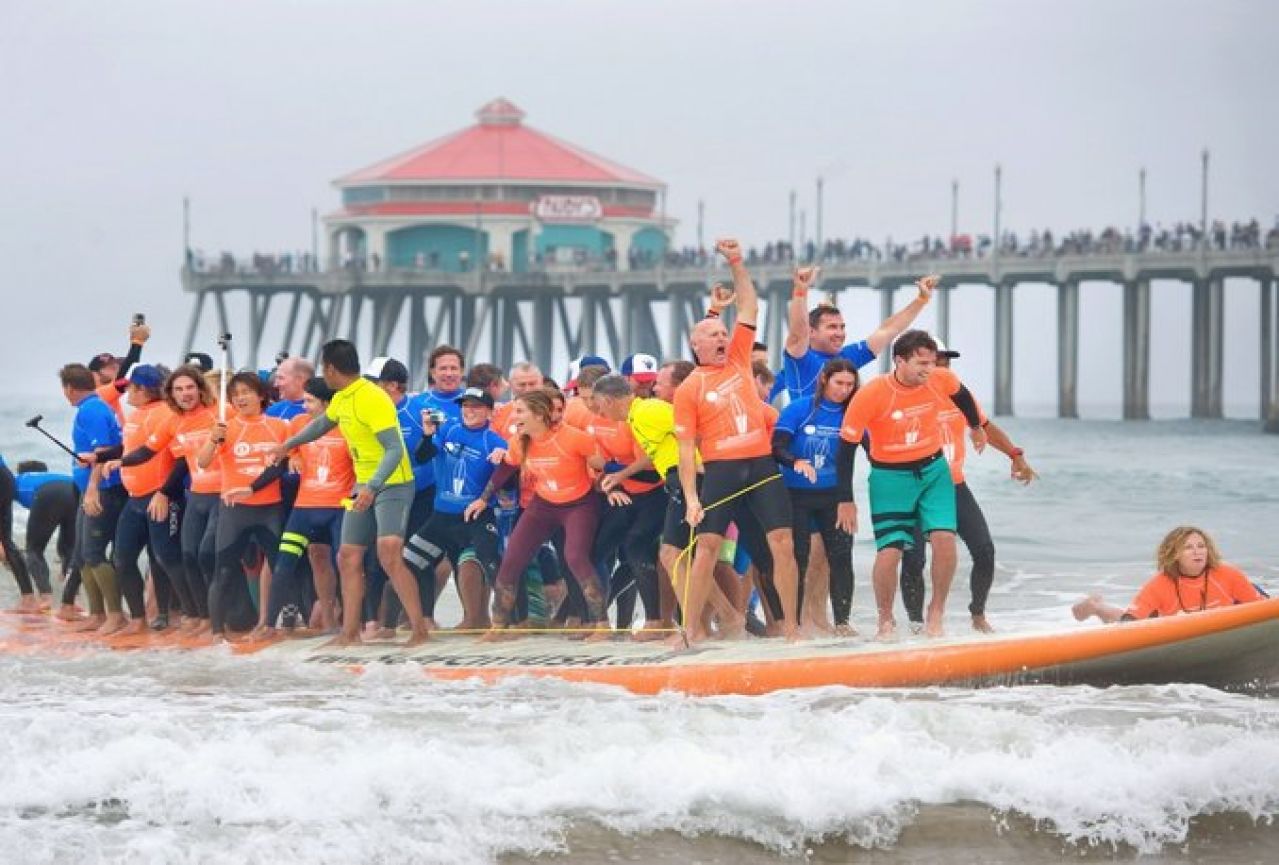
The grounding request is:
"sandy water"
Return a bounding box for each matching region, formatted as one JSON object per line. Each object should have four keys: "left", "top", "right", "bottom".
{"left": 3, "top": 399, "right": 1279, "bottom": 863}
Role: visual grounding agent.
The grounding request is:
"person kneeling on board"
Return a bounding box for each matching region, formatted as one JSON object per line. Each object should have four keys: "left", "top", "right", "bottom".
{"left": 1072, "top": 526, "right": 1264, "bottom": 623}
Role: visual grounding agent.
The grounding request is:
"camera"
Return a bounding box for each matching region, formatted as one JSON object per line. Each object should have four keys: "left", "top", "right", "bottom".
{"left": 424, "top": 409, "right": 447, "bottom": 425}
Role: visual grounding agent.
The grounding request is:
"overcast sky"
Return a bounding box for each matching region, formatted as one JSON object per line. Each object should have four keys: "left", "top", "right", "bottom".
{"left": 2, "top": 0, "right": 1275, "bottom": 414}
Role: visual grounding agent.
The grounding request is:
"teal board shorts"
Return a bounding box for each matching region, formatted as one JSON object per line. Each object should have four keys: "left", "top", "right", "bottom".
{"left": 867, "top": 452, "right": 957, "bottom": 551}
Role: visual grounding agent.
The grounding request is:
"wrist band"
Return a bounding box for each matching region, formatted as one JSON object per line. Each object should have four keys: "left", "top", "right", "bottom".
{"left": 727, "top": 256, "right": 743, "bottom": 265}
{"left": 793, "top": 288, "right": 808, "bottom": 299}
{"left": 1011, "top": 447, "right": 1025, "bottom": 459}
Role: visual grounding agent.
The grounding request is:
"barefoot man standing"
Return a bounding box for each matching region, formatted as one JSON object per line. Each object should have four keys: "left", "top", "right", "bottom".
{"left": 838, "top": 328, "right": 987, "bottom": 639}
{"left": 672, "top": 238, "right": 801, "bottom": 644}
{"left": 271, "top": 339, "right": 430, "bottom": 646}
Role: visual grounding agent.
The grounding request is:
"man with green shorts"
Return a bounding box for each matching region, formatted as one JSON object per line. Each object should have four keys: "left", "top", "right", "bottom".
{"left": 273, "top": 339, "right": 430, "bottom": 646}
{"left": 839, "top": 330, "right": 986, "bottom": 640}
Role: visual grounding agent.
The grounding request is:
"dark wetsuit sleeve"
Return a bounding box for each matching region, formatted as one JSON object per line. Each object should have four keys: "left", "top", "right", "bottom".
{"left": 161, "top": 459, "right": 189, "bottom": 499}
{"left": 415, "top": 434, "right": 439, "bottom": 464}
{"left": 96, "top": 444, "right": 124, "bottom": 461}
{"left": 117, "top": 342, "right": 143, "bottom": 381}
{"left": 836, "top": 439, "right": 856, "bottom": 503}
{"left": 842, "top": 439, "right": 858, "bottom": 490}
{"left": 249, "top": 460, "right": 288, "bottom": 493}
{"left": 120, "top": 445, "right": 157, "bottom": 468}
{"left": 771, "top": 429, "right": 798, "bottom": 468}
{"left": 951, "top": 385, "right": 983, "bottom": 428}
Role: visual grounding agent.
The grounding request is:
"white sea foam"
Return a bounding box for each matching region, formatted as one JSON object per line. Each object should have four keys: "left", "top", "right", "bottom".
{"left": 1, "top": 649, "right": 1277, "bottom": 864}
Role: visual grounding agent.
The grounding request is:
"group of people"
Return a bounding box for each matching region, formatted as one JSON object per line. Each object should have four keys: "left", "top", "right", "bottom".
{"left": 3, "top": 236, "right": 1265, "bottom": 649}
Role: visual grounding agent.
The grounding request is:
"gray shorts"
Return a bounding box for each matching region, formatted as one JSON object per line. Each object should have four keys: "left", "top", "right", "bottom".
{"left": 340, "top": 483, "right": 413, "bottom": 547}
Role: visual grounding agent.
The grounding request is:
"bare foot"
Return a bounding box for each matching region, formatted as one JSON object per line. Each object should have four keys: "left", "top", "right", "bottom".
{"left": 421, "top": 617, "right": 439, "bottom": 633}
{"left": 55, "top": 605, "right": 85, "bottom": 622}
{"left": 833, "top": 623, "right": 859, "bottom": 638}
{"left": 924, "top": 613, "right": 945, "bottom": 639}
{"left": 583, "top": 623, "right": 615, "bottom": 643}
{"left": 327, "top": 631, "right": 363, "bottom": 648}
{"left": 367, "top": 627, "right": 397, "bottom": 641}
{"left": 9, "top": 596, "right": 40, "bottom": 614}
{"left": 247, "top": 625, "right": 276, "bottom": 641}
{"left": 662, "top": 630, "right": 696, "bottom": 650}
{"left": 97, "top": 615, "right": 128, "bottom": 637}
{"left": 1072, "top": 595, "right": 1102, "bottom": 622}
{"left": 481, "top": 627, "right": 517, "bottom": 643}
{"left": 874, "top": 620, "right": 898, "bottom": 642}
{"left": 971, "top": 615, "right": 994, "bottom": 634}
{"left": 404, "top": 626, "right": 431, "bottom": 647}
{"left": 73, "top": 615, "right": 106, "bottom": 632}
{"left": 120, "top": 619, "right": 147, "bottom": 636}
{"left": 632, "top": 619, "right": 673, "bottom": 642}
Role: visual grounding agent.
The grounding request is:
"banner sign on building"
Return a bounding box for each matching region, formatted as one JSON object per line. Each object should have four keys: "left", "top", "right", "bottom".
{"left": 533, "top": 195, "right": 603, "bottom": 222}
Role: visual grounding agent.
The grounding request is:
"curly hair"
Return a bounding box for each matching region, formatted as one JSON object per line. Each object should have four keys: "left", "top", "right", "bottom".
{"left": 1155, "top": 526, "right": 1221, "bottom": 577}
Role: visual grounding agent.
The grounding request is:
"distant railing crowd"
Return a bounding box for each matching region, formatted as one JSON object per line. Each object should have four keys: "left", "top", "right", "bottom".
{"left": 186, "top": 218, "right": 1279, "bottom": 277}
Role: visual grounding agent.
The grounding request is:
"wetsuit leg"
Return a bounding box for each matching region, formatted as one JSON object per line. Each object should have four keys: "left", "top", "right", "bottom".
{"left": 492, "top": 498, "right": 562, "bottom": 620}
{"left": 899, "top": 524, "right": 927, "bottom": 624}
{"left": 112, "top": 496, "right": 150, "bottom": 619}
{"left": 0, "top": 463, "right": 34, "bottom": 595}
{"left": 814, "top": 493, "right": 856, "bottom": 626}
{"left": 625, "top": 489, "right": 667, "bottom": 622}
{"left": 23, "top": 483, "right": 67, "bottom": 596}
{"left": 954, "top": 482, "right": 996, "bottom": 616}
{"left": 149, "top": 495, "right": 192, "bottom": 618}
{"left": 788, "top": 490, "right": 816, "bottom": 615}
{"left": 211, "top": 504, "right": 260, "bottom": 634}
{"left": 84, "top": 486, "right": 128, "bottom": 614}
{"left": 560, "top": 496, "right": 606, "bottom": 623}
{"left": 180, "top": 493, "right": 217, "bottom": 618}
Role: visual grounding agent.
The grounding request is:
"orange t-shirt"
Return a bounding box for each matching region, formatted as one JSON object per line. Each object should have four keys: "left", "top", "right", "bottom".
{"left": 120, "top": 400, "right": 175, "bottom": 497}
{"left": 672, "top": 323, "right": 774, "bottom": 462}
{"left": 1125, "top": 564, "right": 1262, "bottom": 619}
{"left": 586, "top": 414, "right": 662, "bottom": 495}
{"left": 840, "top": 366, "right": 966, "bottom": 464}
{"left": 939, "top": 395, "right": 988, "bottom": 484}
{"left": 492, "top": 402, "right": 517, "bottom": 442}
{"left": 217, "top": 413, "right": 290, "bottom": 505}
{"left": 148, "top": 405, "right": 222, "bottom": 495}
{"left": 96, "top": 381, "right": 126, "bottom": 426}
{"left": 291, "top": 414, "right": 356, "bottom": 509}
{"left": 563, "top": 396, "right": 593, "bottom": 430}
{"left": 505, "top": 423, "right": 598, "bottom": 504}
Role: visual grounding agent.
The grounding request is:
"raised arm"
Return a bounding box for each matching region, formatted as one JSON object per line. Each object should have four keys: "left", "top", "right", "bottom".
{"left": 784, "top": 266, "right": 821, "bottom": 359}
{"left": 864, "top": 275, "right": 936, "bottom": 356}
{"left": 716, "top": 238, "right": 758, "bottom": 325}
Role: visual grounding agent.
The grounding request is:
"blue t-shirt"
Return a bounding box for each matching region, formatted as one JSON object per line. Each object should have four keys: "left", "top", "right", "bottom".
{"left": 16, "top": 471, "right": 75, "bottom": 509}
{"left": 406, "top": 389, "right": 464, "bottom": 491}
{"left": 782, "top": 342, "right": 876, "bottom": 402}
{"left": 775, "top": 397, "right": 847, "bottom": 490}
{"left": 430, "top": 421, "right": 508, "bottom": 515}
{"left": 266, "top": 398, "right": 306, "bottom": 421}
{"left": 71, "top": 393, "right": 123, "bottom": 492}
{"left": 767, "top": 373, "right": 787, "bottom": 405}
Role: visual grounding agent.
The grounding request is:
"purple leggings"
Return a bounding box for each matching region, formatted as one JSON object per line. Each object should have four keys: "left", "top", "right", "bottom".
{"left": 494, "top": 494, "right": 606, "bottom": 623}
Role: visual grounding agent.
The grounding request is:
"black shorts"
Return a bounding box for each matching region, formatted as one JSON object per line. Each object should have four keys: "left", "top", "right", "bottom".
{"left": 698, "top": 455, "right": 791, "bottom": 537}
{"left": 661, "top": 469, "right": 697, "bottom": 549}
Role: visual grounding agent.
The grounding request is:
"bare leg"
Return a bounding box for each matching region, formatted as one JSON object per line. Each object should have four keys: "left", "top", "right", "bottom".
{"left": 1072, "top": 594, "right": 1127, "bottom": 624}
{"left": 308, "top": 544, "right": 338, "bottom": 632}
{"left": 871, "top": 547, "right": 904, "bottom": 640}
{"left": 334, "top": 544, "right": 366, "bottom": 646}
{"left": 664, "top": 533, "right": 723, "bottom": 648}
{"left": 457, "top": 560, "right": 489, "bottom": 629}
{"left": 925, "top": 531, "right": 957, "bottom": 638}
{"left": 376, "top": 536, "right": 430, "bottom": 645}
{"left": 802, "top": 533, "right": 834, "bottom": 634}
{"left": 765, "top": 528, "right": 801, "bottom": 640}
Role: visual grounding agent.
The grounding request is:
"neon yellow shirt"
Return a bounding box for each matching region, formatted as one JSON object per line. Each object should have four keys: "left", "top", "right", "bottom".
{"left": 626, "top": 397, "right": 683, "bottom": 477}
{"left": 325, "top": 378, "right": 413, "bottom": 486}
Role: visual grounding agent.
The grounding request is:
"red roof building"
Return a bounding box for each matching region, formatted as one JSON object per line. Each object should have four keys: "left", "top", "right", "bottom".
{"left": 327, "top": 99, "right": 672, "bottom": 273}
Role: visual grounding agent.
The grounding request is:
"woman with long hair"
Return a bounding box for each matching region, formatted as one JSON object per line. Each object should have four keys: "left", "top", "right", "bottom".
{"left": 465, "top": 389, "right": 609, "bottom": 637}
{"left": 772, "top": 358, "right": 860, "bottom": 635}
{"left": 1073, "top": 526, "right": 1264, "bottom": 623}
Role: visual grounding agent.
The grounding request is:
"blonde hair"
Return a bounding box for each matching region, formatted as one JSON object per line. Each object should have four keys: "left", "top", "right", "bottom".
{"left": 1156, "top": 526, "right": 1222, "bottom": 577}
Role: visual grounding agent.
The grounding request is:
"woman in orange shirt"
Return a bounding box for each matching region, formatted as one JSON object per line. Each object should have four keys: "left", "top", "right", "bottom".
{"left": 1073, "top": 526, "right": 1264, "bottom": 623}
{"left": 196, "top": 372, "right": 289, "bottom": 638}
{"left": 464, "top": 389, "right": 608, "bottom": 635}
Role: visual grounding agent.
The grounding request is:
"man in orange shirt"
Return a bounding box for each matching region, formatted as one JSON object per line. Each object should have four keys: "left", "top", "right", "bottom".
{"left": 839, "top": 329, "right": 987, "bottom": 639}
{"left": 672, "top": 237, "right": 798, "bottom": 645}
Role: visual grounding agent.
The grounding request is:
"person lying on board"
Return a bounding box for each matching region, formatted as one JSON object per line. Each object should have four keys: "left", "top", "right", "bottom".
{"left": 1072, "top": 526, "right": 1265, "bottom": 623}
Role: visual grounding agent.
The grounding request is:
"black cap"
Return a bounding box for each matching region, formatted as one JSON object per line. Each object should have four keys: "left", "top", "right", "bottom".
{"left": 454, "top": 386, "right": 495, "bottom": 409}
{"left": 304, "top": 376, "right": 335, "bottom": 402}
{"left": 364, "top": 356, "right": 409, "bottom": 384}
{"left": 87, "top": 352, "right": 121, "bottom": 373}
{"left": 184, "top": 352, "right": 214, "bottom": 372}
